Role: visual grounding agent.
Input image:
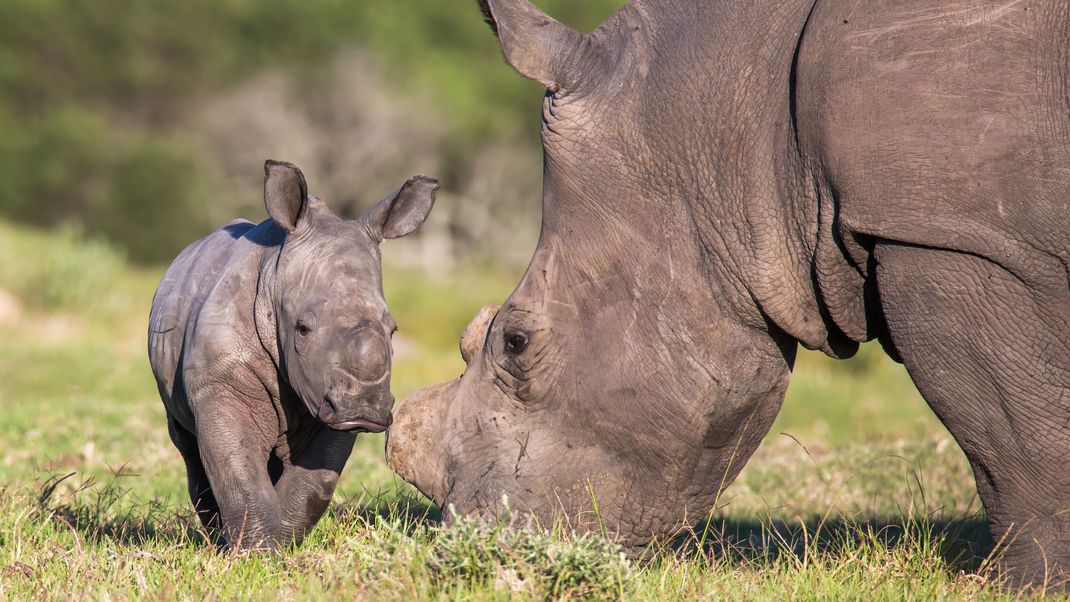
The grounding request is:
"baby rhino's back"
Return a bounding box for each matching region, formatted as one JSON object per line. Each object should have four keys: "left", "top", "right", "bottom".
{"left": 148, "top": 220, "right": 257, "bottom": 425}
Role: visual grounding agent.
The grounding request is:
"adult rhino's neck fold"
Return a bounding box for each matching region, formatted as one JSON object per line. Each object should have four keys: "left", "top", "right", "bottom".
{"left": 774, "top": 0, "right": 877, "bottom": 359}
{"left": 742, "top": 152, "right": 861, "bottom": 360}
{"left": 741, "top": 71, "right": 863, "bottom": 360}
{"left": 636, "top": 0, "right": 857, "bottom": 359}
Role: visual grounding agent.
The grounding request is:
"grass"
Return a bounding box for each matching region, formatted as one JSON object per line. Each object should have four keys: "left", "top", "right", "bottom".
{"left": 0, "top": 222, "right": 1060, "bottom": 600}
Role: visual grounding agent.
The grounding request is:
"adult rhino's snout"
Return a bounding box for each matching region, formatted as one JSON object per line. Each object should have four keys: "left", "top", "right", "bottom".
{"left": 386, "top": 381, "right": 452, "bottom": 504}
{"left": 388, "top": 305, "right": 497, "bottom": 503}
{"left": 460, "top": 304, "right": 500, "bottom": 365}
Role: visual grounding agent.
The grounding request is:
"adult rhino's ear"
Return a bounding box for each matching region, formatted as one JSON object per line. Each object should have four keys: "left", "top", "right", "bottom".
{"left": 264, "top": 160, "right": 309, "bottom": 232}
{"left": 362, "top": 175, "right": 439, "bottom": 241}
{"left": 477, "top": 0, "right": 609, "bottom": 93}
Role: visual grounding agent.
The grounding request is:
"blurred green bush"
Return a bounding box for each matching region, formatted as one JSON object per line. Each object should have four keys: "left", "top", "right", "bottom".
{"left": 0, "top": 220, "right": 125, "bottom": 312}
{"left": 0, "top": 0, "right": 626, "bottom": 263}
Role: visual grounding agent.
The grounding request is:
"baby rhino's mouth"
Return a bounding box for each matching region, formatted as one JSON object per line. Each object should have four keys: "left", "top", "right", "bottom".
{"left": 318, "top": 395, "right": 393, "bottom": 433}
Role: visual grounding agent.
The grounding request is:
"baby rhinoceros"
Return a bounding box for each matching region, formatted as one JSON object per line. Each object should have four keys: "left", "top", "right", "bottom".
{"left": 148, "top": 160, "right": 437, "bottom": 550}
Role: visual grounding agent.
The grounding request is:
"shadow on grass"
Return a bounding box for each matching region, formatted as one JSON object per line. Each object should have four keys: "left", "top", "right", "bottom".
{"left": 337, "top": 495, "right": 440, "bottom": 522}
{"left": 34, "top": 469, "right": 992, "bottom": 578}
{"left": 35, "top": 470, "right": 209, "bottom": 547}
{"left": 329, "top": 494, "right": 994, "bottom": 579}
{"left": 33, "top": 469, "right": 439, "bottom": 549}
{"left": 329, "top": 490, "right": 441, "bottom": 535}
{"left": 672, "top": 513, "right": 992, "bottom": 575}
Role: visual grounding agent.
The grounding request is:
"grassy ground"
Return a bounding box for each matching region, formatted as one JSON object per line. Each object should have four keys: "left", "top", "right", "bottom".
{"left": 0, "top": 222, "right": 1057, "bottom": 600}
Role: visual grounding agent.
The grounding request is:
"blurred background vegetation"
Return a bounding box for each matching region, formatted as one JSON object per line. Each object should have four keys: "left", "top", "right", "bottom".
{"left": 0, "top": 0, "right": 627, "bottom": 264}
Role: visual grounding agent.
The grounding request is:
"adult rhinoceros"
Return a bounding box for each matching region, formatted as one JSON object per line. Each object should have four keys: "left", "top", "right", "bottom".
{"left": 388, "top": 0, "right": 1070, "bottom": 587}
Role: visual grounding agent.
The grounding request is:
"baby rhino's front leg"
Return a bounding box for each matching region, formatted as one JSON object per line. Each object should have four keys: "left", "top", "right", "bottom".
{"left": 274, "top": 428, "right": 357, "bottom": 544}
{"left": 196, "top": 398, "right": 285, "bottom": 550}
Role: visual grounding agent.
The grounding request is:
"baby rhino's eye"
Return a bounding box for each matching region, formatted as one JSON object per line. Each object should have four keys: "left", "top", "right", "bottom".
{"left": 504, "top": 331, "right": 529, "bottom": 355}
{"left": 296, "top": 321, "right": 312, "bottom": 337}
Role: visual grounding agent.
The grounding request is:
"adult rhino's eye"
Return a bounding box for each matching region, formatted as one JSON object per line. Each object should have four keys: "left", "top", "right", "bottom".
{"left": 296, "top": 321, "right": 312, "bottom": 337}
{"left": 504, "top": 331, "right": 529, "bottom": 355}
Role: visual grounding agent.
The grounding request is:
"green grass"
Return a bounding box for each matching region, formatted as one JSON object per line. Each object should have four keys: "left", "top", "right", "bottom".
{"left": 0, "top": 223, "right": 1057, "bottom": 600}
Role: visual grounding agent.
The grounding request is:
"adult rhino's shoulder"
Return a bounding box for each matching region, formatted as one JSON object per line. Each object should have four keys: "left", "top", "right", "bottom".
{"left": 797, "top": 0, "right": 1070, "bottom": 279}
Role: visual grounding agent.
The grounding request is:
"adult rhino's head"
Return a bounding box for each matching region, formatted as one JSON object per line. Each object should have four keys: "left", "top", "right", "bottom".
{"left": 263, "top": 161, "right": 437, "bottom": 433}
{"left": 389, "top": 0, "right": 800, "bottom": 552}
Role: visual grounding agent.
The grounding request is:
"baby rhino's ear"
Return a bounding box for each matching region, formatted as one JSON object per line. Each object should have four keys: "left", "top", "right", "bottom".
{"left": 264, "top": 160, "right": 309, "bottom": 232}
{"left": 362, "top": 175, "right": 439, "bottom": 241}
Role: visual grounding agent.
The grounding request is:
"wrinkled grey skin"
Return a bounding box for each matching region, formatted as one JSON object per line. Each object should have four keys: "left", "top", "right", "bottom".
{"left": 388, "top": 0, "right": 1070, "bottom": 588}
{"left": 150, "top": 160, "right": 437, "bottom": 549}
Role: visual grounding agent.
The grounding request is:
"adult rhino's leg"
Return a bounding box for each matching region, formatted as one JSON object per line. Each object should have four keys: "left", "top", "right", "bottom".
{"left": 876, "top": 242, "right": 1070, "bottom": 589}
{"left": 194, "top": 394, "right": 284, "bottom": 551}
{"left": 167, "top": 416, "right": 223, "bottom": 545}
{"left": 273, "top": 428, "right": 356, "bottom": 545}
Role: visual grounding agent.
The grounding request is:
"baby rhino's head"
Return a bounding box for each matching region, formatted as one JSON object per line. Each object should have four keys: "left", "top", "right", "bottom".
{"left": 263, "top": 160, "right": 437, "bottom": 433}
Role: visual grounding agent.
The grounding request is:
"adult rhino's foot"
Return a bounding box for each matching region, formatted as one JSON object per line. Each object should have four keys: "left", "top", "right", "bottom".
{"left": 990, "top": 517, "right": 1070, "bottom": 591}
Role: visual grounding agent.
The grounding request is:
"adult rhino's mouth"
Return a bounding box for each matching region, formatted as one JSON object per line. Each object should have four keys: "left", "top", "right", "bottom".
{"left": 327, "top": 417, "right": 391, "bottom": 433}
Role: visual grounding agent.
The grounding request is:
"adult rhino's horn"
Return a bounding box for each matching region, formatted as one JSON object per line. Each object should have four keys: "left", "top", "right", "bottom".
{"left": 478, "top": 0, "right": 608, "bottom": 93}
{"left": 461, "top": 304, "right": 500, "bottom": 365}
